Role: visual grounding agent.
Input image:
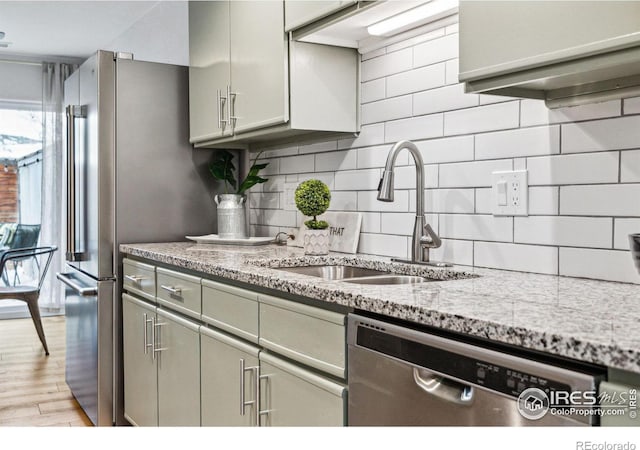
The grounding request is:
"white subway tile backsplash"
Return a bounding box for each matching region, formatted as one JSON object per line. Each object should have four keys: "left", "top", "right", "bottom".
{"left": 445, "top": 59, "right": 459, "bottom": 85}
{"left": 315, "top": 150, "right": 357, "bottom": 172}
{"left": 360, "top": 212, "right": 381, "bottom": 233}
{"left": 474, "top": 242, "right": 558, "bottom": 275}
{"left": 358, "top": 233, "right": 408, "bottom": 258}
{"left": 385, "top": 114, "right": 444, "bottom": 143}
{"left": 361, "top": 48, "right": 412, "bottom": 81}
{"left": 338, "top": 123, "right": 385, "bottom": 150}
{"left": 475, "top": 126, "right": 560, "bottom": 160}
{"left": 298, "top": 140, "right": 338, "bottom": 155}
{"left": 520, "top": 99, "right": 621, "bottom": 127}
{"left": 413, "top": 34, "right": 458, "bottom": 67}
{"left": 280, "top": 154, "right": 314, "bottom": 174}
{"left": 527, "top": 152, "right": 619, "bottom": 185}
{"left": 386, "top": 64, "right": 445, "bottom": 97}
{"left": 424, "top": 189, "right": 475, "bottom": 213}
{"left": 528, "top": 186, "right": 559, "bottom": 215}
{"left": 416, "top": 135, "right": 474, "bottom": 164}
{"left": 439, "top": 159, "right": 512, "bottom": 188}
{"left": 260, "top": 158, "right": 279, "bottom": 176}
{"left": 430, "top": 239, "right": 473, "bottom": 266}
{"left": 247, "top": 23, "right": 640, "bottom": 284}
{"left": 357, "top": 144, "right": 409, "bottom": 169}
{"left": 514, "top": 216, "right": 612, "bottom": 248}
{"left": 358, "top": 190, "right": 409, "bottom": 212}
{"left": 560, "top": 184, "right": 640, "bottom": 217}
{"left": 361, "top": 78, "right": 386, "bottom": 104}
{"left": 334, "top": 169, "right": 381, "bottom": 191}
{"left": 397, "top": 164, "right": 438, "bottom": 189}
{"left": 614, "top": 218, "right": 640, "bottom": 250}
{"left": 439, "top": 214, "right": 513, "bottom": 242}
{"left": 329, "top": 191, "right": 358, "bottom": 211}
{"left": 621, "top": 150, "right": 640, "bottom": 182}
{"left": 414, "top": 84, "right": 479, "bottom": 116}
{"left": 361, "top": 95, "right": 412, "bottom": 124}
{"left": 444, "top": 101, "right": 520, "bottom": 136}
{"left": 562, "top": 116, "right": 640, "bottom": 153}
{"left": 560, "top": 248, "right": 639, "bottom": 284}
{"left": 623, "top": 97, "right": 640, "bottom": 115}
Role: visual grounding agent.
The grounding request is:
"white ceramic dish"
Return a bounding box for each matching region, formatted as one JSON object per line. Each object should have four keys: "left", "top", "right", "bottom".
{"left": 186, "top": 234, "right": 274, "bottom": 246}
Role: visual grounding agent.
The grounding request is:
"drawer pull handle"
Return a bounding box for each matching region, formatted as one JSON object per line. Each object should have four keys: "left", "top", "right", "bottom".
{"left": 125, "top": 275, "right": 145, "bottom": 284}
{"left": 160, "top": 285, "right": 182, "bottom": 295}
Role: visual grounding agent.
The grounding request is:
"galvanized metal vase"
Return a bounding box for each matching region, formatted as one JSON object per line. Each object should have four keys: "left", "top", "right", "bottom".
{"left": 215, "top": 194, "right": 247, "bottom": 239}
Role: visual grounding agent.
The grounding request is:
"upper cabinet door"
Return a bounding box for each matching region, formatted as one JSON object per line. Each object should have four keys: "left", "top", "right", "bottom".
{"left": 189, "top": 0, "right": 231, "bottom": 143}
{"left": 229, "top": 0, "right": 288, "bottom": 135}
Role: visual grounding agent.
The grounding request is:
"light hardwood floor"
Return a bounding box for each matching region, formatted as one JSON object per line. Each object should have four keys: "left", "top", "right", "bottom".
{"left": 0, "top": 315, "right": 92, "bottom": 426}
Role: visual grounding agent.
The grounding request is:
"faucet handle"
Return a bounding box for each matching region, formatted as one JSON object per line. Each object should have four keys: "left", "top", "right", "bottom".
{"left": 420, "top": 223, "right": 442, "bottom": 249}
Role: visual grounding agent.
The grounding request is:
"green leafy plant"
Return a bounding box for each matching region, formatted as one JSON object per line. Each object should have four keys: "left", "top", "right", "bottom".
{"left": 209, "top": 150, "right": 269, "bottom": 195}
{"left": 295, "top": 179, "right": 331, "bottom": 230}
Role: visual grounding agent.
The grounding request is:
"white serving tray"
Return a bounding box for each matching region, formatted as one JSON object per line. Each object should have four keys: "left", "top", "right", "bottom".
{"left": 186, "top": 234, "right": 274, "bottom": 246}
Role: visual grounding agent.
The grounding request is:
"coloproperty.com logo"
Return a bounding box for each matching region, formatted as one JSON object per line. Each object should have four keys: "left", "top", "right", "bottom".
{"left": 517, "top": 387, "right": 638, "bottom": 420}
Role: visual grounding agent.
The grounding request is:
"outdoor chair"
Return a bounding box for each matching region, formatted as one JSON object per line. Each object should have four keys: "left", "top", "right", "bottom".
{"left": 0, "top": 246, "right": 57, "bottom": 355}
{"left": 0, "top": 224, "right": 41, "bottom": 286}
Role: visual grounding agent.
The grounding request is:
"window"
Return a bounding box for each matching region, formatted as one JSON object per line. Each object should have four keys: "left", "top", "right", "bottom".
{"left": 0, "top": 106, "right": 42, "bottom": 225}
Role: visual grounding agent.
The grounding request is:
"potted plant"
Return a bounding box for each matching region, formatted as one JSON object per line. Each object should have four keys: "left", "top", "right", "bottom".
{"left": 209, "top": 150, "right": 268, "bottom": 239}
{"left": 295, "top": 179, "right": 331, "bottom": 255}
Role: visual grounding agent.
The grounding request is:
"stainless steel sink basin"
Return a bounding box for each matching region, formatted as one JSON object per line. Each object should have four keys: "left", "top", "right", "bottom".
{"left": 342, "top": 275, "right": 428, "bottom": 285}
{"left": 274, "top": 265, "right": 430, "bottom": 285}
{"left": 275, "top": 265, "right": 387, "bottom": 280}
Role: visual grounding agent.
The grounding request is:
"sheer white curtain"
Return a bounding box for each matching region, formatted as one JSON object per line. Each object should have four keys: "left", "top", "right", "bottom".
{"left": 39, "top": 62, "right": 77, "bottom": 310}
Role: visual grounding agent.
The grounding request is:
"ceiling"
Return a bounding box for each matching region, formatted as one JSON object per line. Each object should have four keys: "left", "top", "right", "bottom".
{"left": 0, "top": 1, "right": 162, "bottom": 60}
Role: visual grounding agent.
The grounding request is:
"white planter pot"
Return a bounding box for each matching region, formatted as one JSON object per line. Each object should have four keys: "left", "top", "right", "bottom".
{"left": 303, "top": 229, "right": 329, "bottom": 255}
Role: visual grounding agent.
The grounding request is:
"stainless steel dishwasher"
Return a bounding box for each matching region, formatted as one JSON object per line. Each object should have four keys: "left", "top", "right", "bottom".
{"left": 348, "top": 314, "right": 606, "bottom": 426}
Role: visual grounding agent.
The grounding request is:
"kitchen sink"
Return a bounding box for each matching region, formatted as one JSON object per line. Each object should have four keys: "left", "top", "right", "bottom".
{"left": 274, "top": 265, "right": 387, "bottom": 280}
{"left": 274, "top": 265, "right": 431, "bottom": 285}
{"left": 342, "top": 275, "right": 428, "bottom": 285}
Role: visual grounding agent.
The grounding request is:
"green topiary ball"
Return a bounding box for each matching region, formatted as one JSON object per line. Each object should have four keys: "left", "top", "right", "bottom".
{"left": 295, "top": 179, "right": 331, "bottom": 220}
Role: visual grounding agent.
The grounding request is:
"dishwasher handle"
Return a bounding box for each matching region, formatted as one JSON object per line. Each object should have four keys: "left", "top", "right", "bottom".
{"left": 413, "top": 367, "right": 475, "bottom": 406}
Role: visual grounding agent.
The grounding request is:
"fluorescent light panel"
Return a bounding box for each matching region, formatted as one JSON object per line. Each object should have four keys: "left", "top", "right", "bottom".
{"left": 367, "top": 0, "right": 459, "bottom": 37}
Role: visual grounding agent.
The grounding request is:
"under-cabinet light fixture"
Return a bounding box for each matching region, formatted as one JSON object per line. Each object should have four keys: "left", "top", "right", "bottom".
{"left": 367, "top": 0, "right": 459, "bottom": 37}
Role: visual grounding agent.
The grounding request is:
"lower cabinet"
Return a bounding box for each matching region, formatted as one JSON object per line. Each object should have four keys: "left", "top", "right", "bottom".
{"left": 201, "top": 326, "right": 260, "bottom": 426}
{"left": 123, "top": 293, "right": 201, "bottom": 426}
{"left": 200, "top": 326, "right": 346, "bottom": 426}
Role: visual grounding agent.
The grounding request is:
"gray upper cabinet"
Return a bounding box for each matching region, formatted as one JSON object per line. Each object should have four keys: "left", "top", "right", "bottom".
{"left": 188, "top": 0, "right": 231, "bottom": 143}
{"left": 188, "top": 0, "right": 359, "bottom": 148}
{"left": 284, "top": 1, "right": 355, "bottom": 32}
{"left": 459, "top": 1, "right": 640, "bottom": 108}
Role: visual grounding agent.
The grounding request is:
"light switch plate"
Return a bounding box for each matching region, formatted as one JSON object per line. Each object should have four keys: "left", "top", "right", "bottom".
{"left": 492, "top": 170, "right": 528, "bottom": 216}
{"left": 283, "top": 183, "right": 298, "bottom": 211}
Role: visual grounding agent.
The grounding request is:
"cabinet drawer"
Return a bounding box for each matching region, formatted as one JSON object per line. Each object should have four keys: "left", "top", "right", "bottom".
{"left": 202, "top": 279, "right": 259, "bottom": 344}
{"left": 123, "top": 259, "right": 156, "bottom": 301}
{"left": 259, "top": 352, "right": 346, "bottom": 427}
{"left": 156, "top": 267, "right": 201, "bottom": 320}
{"left": 259, "top": 294, "right": 346, "bottom": 378}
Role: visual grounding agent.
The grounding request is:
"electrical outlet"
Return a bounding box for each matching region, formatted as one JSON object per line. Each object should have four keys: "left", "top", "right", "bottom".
{"left": 492, "top": 170, "right": 528, "bottom": 216}
{"left": 283, "top": 183, "right": 298, "bottom": 211}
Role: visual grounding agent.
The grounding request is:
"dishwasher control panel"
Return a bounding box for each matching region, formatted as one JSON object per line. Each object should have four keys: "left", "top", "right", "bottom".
{"left": 356, "top": 324, "right": 572, "bottom": 398}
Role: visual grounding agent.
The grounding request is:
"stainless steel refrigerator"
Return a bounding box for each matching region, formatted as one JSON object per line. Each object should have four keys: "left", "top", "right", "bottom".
{"left": 56, "top": 51, "right": 216, "bottom": 426}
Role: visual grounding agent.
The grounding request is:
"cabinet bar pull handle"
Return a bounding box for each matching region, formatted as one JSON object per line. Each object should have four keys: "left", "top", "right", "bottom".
{"left": 126, "top": 275, "right": 144, "bottom": 284}
{"left": 160, "top": 285, "right": 182, "bottom": 295}
{"left": 217, "top": 89, "right": 227, "bottom": 129}
{"left": 240, "top": 359, "right": 258, "bottom": 418}
{"left": 153, "top": 321, "right": 167, "bottom": 358}
{"left": 227, "top": 85, "right": 237, "bottom": 130}
{"left": 255, "top": 367, "right": 270, "bottom": 426}
{"left": 143, "top": 313, "right": 154, "bottom": 355}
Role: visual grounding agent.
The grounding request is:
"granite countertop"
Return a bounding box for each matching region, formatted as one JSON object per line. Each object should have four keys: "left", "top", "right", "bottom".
{"left": 120, "top": 241, "right": 640, "bottom": 374}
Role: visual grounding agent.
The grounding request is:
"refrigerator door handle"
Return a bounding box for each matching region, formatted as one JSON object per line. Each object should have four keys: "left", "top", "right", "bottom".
{"left": 65, "top": 104, "right": 87, "bottom": 262}
{"left": 56, "top": 272, "right": 97, "bottom": 296}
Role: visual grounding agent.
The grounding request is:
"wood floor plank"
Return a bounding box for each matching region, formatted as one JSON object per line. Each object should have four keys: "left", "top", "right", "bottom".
{"left": 0, "top": 316, "right": 91, "bottom": 427}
